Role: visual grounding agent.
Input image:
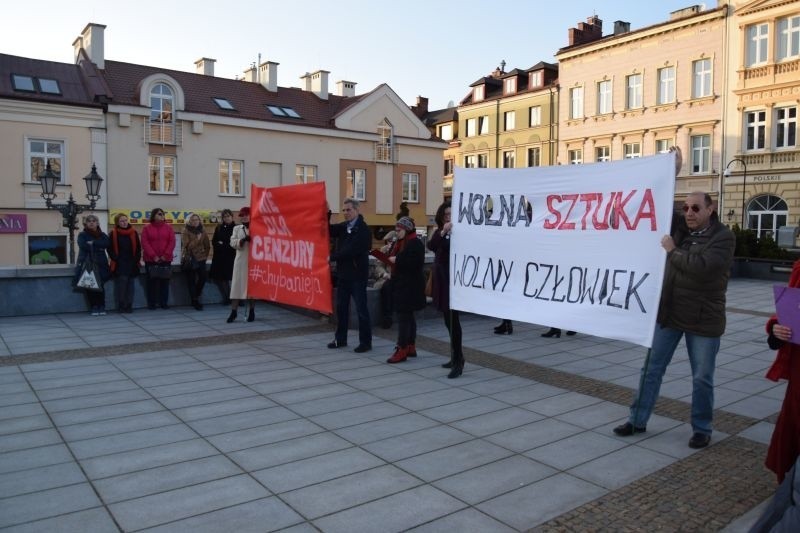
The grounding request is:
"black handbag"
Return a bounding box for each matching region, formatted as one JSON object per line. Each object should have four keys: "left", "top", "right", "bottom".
{"left": 149, "top": 263, "right": 172, "bottom": 279}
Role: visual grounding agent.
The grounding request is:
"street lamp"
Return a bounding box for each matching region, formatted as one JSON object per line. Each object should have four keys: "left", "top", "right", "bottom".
{"left": 39, "top": 163, "right": 103, "bottom": 264}
{"left": 723, "top": 158, "right": 747, "bottom": 229}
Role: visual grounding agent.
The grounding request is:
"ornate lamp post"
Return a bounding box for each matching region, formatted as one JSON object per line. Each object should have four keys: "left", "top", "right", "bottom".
{"left": 723, "top": 158, "right": 747, "bottom": 229}
{"left": 39, "top": 163, "right": 103, "bottom": 264}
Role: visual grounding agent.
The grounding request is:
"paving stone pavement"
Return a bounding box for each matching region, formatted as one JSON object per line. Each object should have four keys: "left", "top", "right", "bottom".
{"left": 0, "top": 278, "right": 786, "bottom": 531}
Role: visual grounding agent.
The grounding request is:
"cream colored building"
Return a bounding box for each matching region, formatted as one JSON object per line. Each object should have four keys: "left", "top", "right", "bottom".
{"left": 556, "top": 7, "right": 728, "bottom": 206}
{"left": 723, "top": 0, "right": 800, "bottom": 237}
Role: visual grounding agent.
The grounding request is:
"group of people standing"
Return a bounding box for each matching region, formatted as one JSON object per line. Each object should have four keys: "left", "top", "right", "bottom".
{"left": 72, "top": 206, "right": 254, "bottom": 319}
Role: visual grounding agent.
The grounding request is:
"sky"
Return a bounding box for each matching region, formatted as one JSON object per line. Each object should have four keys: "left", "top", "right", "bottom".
{"left": 1, "top": 0, "right": 716, "bottom": 110}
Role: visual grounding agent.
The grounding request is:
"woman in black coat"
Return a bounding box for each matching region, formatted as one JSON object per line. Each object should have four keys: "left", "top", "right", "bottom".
{"left": 386, "top": 217, "right": 426, "bottom": 364}
{"left": 74, "top": 214, "right": 111, "bottom": 316}
{"left": 108, "top": 213, "right": 141, "bottom": 313}
{"left": 209, "top": 209, "right": 236, "bottom": 304}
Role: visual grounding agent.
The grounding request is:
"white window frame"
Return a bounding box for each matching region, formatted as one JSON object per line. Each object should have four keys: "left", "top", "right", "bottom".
{"left": 746, "top": 23, "right": 769, "bottom": 66}
{"left": 401, "top": 172, "right": 419, "bottom": 203}
{"left": 527, "top": 147, "right": 540, "bottom": 167}
{"left": 623, "top": 142, "right": 642, "bottom": 159}
{"left": 597, "top": 80, "right": 612, "bottom": 114}
{"left": 570, "top": 87, "right": 584, "bottom": 119}
{"left": 26, "top": 138, "right": 65, "bottom": 183}
{"left": 690, "top": 134, "right": 711, "bottom": 174}
{"left": 149, "top": 155, "right": 176, "bottom": 194}
{"left": 529, "top": 106, "right": 541, "bottom": 127}
{"left": 657, "top": 67, "right": 675, "bottom": 105}
{"left": 465, "top": 118, "right": 476, "bottom": 137}
{"left": 479, "top": 115, "right": 489, "bottom": 135}
{"left": 219, "top": 159, "right": 243, "bottom": 196}
{"left": 568, "top": 149, "right": 583, "bottom": 165}
{"left": 746, "top": 110, "right": 767, "bottom": 150}
{"left": 775, "top": 107, "right": 797, "bottom": 149}
{"left": 530, "top": 71, "right": 543, "bottom": 87}
{"left": 473, "top": 85, "right": 484, "bottom": 101}
{"left": 438, "top": 123, "right": 453, "bottom": 141}
{"left": 626, "top": 74, "right": 642, "bottom": 109}
{"left": 464, "top": 155, "right": 476, "bottom": 168}
{"left": 596, "top": 146, "right": 610, "bottom": 162}
{"left": 692, "top": 58, "right": 712, "bottom": 99}
{"left": 296, "top": 165, "right": 316, "bottom": 184}
{"left": 502, "top": 150, "right": 515, "bottom": 168}
{"left": 346, "top": 168, "right": 366, "bottom": 201}
{"left": 478, "top": 154, "right": 488, "bottom": 168}
{"left": 149, "top": 82, "right": 175, "bottom": 144}
{"left": 26, "top": 233, "right": 69, "bottom": 265}
{"left": 504, "top": 111, "right": 516, "bottom": 131}
{"left": 778, "top": 16, "right": 800, "bottom": 61}
{"left": 656, "top": 139, "right": 674, "bottom": 153}
{"left": 504, "top": 78, "right": 516, "bottom": 94}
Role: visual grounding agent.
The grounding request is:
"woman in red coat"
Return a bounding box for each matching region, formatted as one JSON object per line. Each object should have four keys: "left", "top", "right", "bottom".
{"left": 141, "top": 208, "right": 176, "bottom": 309}
{"left": 765, "top": 259, "right": 800, "bottom": 483}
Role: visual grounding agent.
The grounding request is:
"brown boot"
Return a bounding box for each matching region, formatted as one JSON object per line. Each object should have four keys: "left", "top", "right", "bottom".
{"left": 407, "top": 344, "right": 417, "bottom": 357}
{"left": 387, "top": 345, "right": 409, "bottom": 364}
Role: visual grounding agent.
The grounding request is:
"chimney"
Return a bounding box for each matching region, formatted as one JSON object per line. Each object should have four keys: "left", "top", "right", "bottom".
{"left": 614, "top": 21, "right": 630, "bottom": 35}
{"left": 79, "top": 23, "right": 106, "bottom": 69}
{"left": 301, "top": 69, "right": 330, "bottom": 100}
{"left": 567, "top": 15, "right": 603, "bottom": 46}
{"left": 194, "top": 57, "right": 216, "bottom": 76}
{"left": 336, "top": 80, "right": 357, "bottom": 97}
{"left": 412, "top": 96, "right": 429, "bottom": 118}
{"left": 243, "top": 65, "right": 257, "bottom": 83}
{"left": 258, "top": 61, "right": 279, "bottom": 92}
{"left": 72, "top": 36, "right": 83, "bottom": 64}
{"left": 670, "top": 5, "right": 702, "bottom": 21}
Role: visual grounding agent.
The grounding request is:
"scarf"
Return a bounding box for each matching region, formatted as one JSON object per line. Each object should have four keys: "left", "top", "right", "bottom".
{"left": 85, "top": 227, "right": 102, "bottom": 238}
{"left": 186, "top": 224, "right": 203, "bottom": 235}
{"left": 110, "top": 226, "right": 138, "bottom": 273}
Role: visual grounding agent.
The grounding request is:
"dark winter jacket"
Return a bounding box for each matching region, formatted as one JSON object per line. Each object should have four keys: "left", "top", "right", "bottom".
{"left": 75, "top": 230, "right": 111, "bottom": 284}
{"left": 108, "top": 228, "right": 141, "bottom": 277}
{"left": 392, "top": 236, "right": 426, "bottom": 312}
{"left": 209, "top": 222, "right": 236, "bottom": 280}
{"left": 656, "top": 220, "right": 735, "bottom": 337}
{"left": 427, "top": 228, "right": 451, "bottom": 312}
{"left": 329, "top": 214, "right": 371, "bottom": 281}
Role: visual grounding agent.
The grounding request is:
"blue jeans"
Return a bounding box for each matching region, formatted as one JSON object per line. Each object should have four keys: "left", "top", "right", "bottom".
{"left": 335, "top": 278, "right": 372, "bottom": 347}
{"left": 629, "top": 324, "right": 720, "bottom": 435}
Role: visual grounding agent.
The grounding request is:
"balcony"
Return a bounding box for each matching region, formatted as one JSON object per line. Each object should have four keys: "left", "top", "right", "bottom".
{"left": 738, "top": 149, "right": 800, "bottom": 173}
{"left": 374, "top": 142, "right": 398, "bottom": 164}
{"left": 144, "top": 119, "right": 182, "bottom": 146}
{"left": 740, "top": 58, "right": 800, "bottom": 87}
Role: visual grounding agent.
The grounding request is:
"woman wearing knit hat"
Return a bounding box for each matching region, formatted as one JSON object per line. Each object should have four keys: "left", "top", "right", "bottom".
{"left": 386, "top": 216, "right": 426, "bottom": 364}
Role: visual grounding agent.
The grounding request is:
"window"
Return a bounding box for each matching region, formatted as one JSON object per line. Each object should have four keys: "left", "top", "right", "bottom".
{"left": 464, "top": 155, "right": 476, "bottom": 168}
{"left": 778, "top": 16, "right": 800, "bottom": 60}
{"left": 295, "top": 165, "right": 316, "bottom": 184}
{"left": 438, "top": 124, "right": 453, "bottom": 141}
{"left": 38, "top": 78, "right": 61, "bottom": 95}
{"left": 596, "top": 146, "right": 610, "bottom": 162}
{"left": 748, "top": 194, "right": 789, "bottom": 237}
{"left": 746, "top": 23, "right": 769, "bottom": 66}
{"left": 626, "top": 74, "right": 642, "bottom": 109}
{"left": 266, "top": 105, "right": 301, "bottom": 118}
{"left": 530, "top": 71, "right": 543, "bottom": 87}
{"left": 568, "top": 149, "right": 582, "bottom": 165}
{"left": 27, "top": 235, "right": 68, "bottom": 265}
{"left": 149, "top": 83, "right": 174, "bottom": 143}
{"left": 402, "top": 172, "right": 419, "bottom": 203}
{"left": 478, "top": 115, "right": 489, "bottom": 135}
{"left": 345, "top": 169, "right": 366, "bottom": 201}
{"left": 690, "top": 135, "right": 710, "bottom": 173}
{"left": 656, "top": 139, "right": 674, "bottom": 153}
{"left": 529, "top": 106, "right": 541, "bottom": 127}
{"left": 444, "top": 159, "right": 454, "bottom": 175}
{"left": 213, "top": 98, "right": 235, "bottom": 110}
{"left": 623, "top": 142, "right": 641, "bottom": 159}
{"left": 149, "top": 155, "right": 176, "bottom": 193}
{"left": 28, "top": 139, "right": 64, "bottom": 183}
{"left": 11, "top": 74, "right": 35, "bottom": 92}
{"left": 502, "top": 150, "right": 515, "bottom": 168}
{"left": 692, "top": 59, "right": 712, "bottom": 98}
{"left": 219, "top": 160, "right": 243, "bottom": 196}
{"left": 570, "top": 87, "right": 584, "bottom": 119}
{"left": 776, "top": 107, "right": 797, "bottom": 148}
{"left": 465, "top": 118, "right": 476, "bottom": 137}
{"left": 504, "top": 78, "right": 516, "bottom": 94}
{"left": 478, "top": 154, "right": 488, "bottom": 168}
{"left": 746, "top": 110, "right": 766, "bottom": 150}
{"left": 657, "top": 67, "right": 675, "bottom": 105}
{"left": 473, "top": 85, "right": 484, "bottom": 101}
{"left": 527, "top": 147, "right": 540, "bottom": 167}
{"left": 597, "top": 80, "right": 612, "bottom": 114}
{"left": 504, "top": 111, "right": 516, "bottom": 131}
{"left": 12, "top": 75, "right": 61, "bottom": 95}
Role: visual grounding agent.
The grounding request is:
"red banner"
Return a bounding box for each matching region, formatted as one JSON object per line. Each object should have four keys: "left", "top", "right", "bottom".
{"left": 247, "top": 182, "right": 332, "bottom": 314}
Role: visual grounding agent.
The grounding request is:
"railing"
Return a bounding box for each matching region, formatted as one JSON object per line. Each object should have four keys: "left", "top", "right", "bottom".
{"left": 144, "top": 119, "right": 182, "bottom": 146}
{"left": 374, "top": 143, "right": 398, "bottom": 163}
{"left": 741, "top": 58, "right": 800, "bottom": 81}
{"left": 740, "top": 149, "right": 800, "bottom": 170}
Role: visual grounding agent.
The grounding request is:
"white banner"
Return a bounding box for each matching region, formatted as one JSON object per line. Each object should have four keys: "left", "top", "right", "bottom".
{"left": 450, "top": 153, "right": 676, "bottom": 347}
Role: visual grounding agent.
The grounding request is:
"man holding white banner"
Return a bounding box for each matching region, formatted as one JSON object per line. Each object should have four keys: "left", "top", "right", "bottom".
{"left": 614, "top": 189, "right": 734, "bottom": 449}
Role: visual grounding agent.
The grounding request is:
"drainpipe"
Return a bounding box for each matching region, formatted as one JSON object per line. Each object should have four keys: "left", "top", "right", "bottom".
{"left": 719, "top": 4, "right": 731, "bottom": 216}
{"left": 549, "top": 84, "right": 557, "bottom": 165}
{"left": 495, "top": 98, "right": 501, "bottom": 167}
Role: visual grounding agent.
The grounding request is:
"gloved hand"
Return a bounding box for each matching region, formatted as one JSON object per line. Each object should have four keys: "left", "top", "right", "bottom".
{"left": 242, "top": 235, "right": 251, "bottom": 243}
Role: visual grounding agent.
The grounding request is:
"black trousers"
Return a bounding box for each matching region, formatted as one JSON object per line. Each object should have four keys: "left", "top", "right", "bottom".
{"left": 185, "top": 266, "right": 207, "bottom": 302}
{"left": 443, "top": 309, "right": 463, "bottom": 362}
{"left": 396, "top": 310, "right": 416, "bottom": 346}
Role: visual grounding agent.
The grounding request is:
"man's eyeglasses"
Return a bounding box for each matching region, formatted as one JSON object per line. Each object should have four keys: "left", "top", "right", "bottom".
{"left": 682, "top": 204, "right": 702, "bottom": 213}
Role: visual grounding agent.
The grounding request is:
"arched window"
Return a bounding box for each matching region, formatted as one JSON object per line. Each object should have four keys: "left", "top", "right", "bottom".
{"left": 149, "top": 83, "right": 174, "bottom": 143}
{"left": 747, "top": 194, "right": 788, "bottom": 239}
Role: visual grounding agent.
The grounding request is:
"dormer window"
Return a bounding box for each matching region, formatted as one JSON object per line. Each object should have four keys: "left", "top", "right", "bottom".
{"left": 11, "top": 74, "right": 35, "bottom": 92}
{"left": 530, "top": 71, "right": 543, "bottom": 88}
{"left": 473, "top": 85, "right": 484, "bottom": 101}
{"left": 38, "top": 78, "right": 61, "bottom": 95}
{"left": 504, "top": 78, "right": 516, "bottom": 94}
{"left": 148, "top": 83, "right": 175, "bottom": 144}
{"left": 213, "top": 98, "right": 235, "bottom": 110}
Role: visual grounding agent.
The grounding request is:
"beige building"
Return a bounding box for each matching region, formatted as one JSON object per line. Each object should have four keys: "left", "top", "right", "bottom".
{"left": 556, "top": 6, "right": 728, "bottom": 206}
{"left": 723, "top": 0, "right": 800, "bottom": 237}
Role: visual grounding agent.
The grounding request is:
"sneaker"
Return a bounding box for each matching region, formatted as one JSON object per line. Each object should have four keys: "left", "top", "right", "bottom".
{"left": 90, "top": 309, "right": 100, "bottom": 316}
{"left": 98, "top": 309, "right": 107, "bottom": 316}
{"left": 612, "top": 422, "right": 646, "bottom": 436}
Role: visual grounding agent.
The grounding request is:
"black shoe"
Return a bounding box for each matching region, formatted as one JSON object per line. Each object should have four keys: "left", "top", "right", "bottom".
{"left": 494, "top": 320, "right": 513, "bottom": 335}
{"left": 327, "top": 340, "right": 347, "bottom": 349}
{"left": 442, "top": 361, "right": 454, "bottom": 369}
{"left": 381, "top": 317, "right": 392, "bottom": 329}
{"left": 148, "top": 305, "right": 157, "bottom": 310}
{"left": 160, "top": 304, "right": 170, "bottom": 310}
{"left": 688, "top": 433, "right": 710, "bottom": 449}
{"left": 566, "top": 331, "right": 576, "bottom": 336}
{"left": 447, "top": 361, "right": 464, "bottom": 379}
{"left": 193, "top": 301, "right": 203, "bottom": 311}
{"left": 226, "top": 310, "right": 237, "bottom": 323}
{"left": 613, "top": 422, "right": 646, "bottom": 436}
{"left": 247, "top": 308, "right": 255, "bottom": 322}
{"left": 541, "top": 328, "right": 561, "bottom": 338}
{"left": 353, "top": 344, "right": 372, "bottom": 353}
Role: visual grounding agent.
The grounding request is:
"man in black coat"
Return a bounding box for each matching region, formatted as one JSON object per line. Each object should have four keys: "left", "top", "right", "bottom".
{"left": 328, "top": 198, "right": 372, "bottom": 352}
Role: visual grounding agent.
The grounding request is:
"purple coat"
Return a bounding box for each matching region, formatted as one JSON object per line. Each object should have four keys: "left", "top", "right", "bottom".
{"left": 427, "top": 229, "right": 451, "bottom": 312}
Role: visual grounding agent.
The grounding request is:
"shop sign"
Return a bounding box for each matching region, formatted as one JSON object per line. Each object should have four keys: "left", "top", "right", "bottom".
{"left": 0, "top": 214, "right": 27, "bottom": 234}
